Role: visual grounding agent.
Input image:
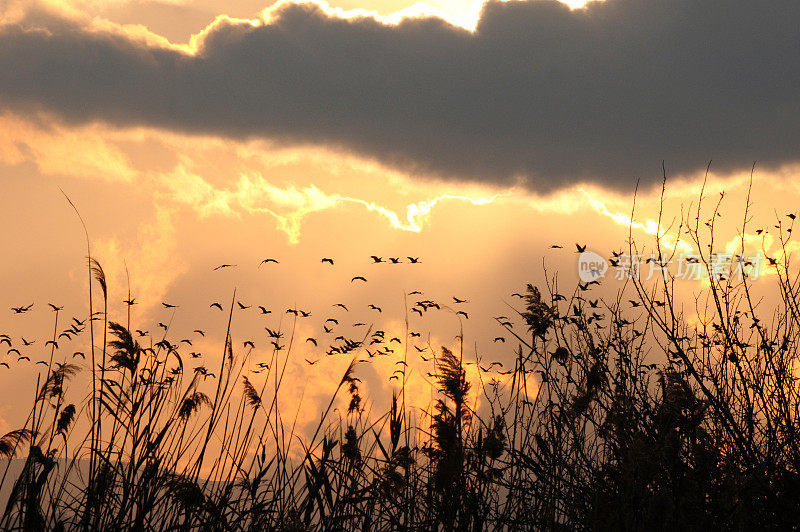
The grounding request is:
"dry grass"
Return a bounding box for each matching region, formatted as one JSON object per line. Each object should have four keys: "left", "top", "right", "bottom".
{"left": 1, "top": 190, "right": 800, "bottom": 530}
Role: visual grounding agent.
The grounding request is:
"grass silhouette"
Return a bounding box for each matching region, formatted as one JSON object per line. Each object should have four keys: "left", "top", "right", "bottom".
{"left": 2, "top": 188, "right": 800, "bottom": 530}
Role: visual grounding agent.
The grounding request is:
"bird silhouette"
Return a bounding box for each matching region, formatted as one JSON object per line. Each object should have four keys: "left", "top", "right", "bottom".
{"left": 214, "top": 264, "right": 236, "bottom": 270}
{"left": 389, "top": 257, "right": 402, "bottom": 263}
{"left": 368, "top": 304, "right": 382, "bottom": 313}
{"left": 18, "top": 356, "right": 30, "bottom": 362}
{"left": 494, "top": 337, "right": 505, "bottom": 343}
{"left": 550, "top": 244, "right": 563, "bottom": 249}
{"left": 259, "top": 258, "right": 279, "bottom": 267}
{"left": 305, "top": 359, "right": 318, "bottom": 365}
{"left": 45, "top": 340, "right": 58, "bottom": 349}
{"left": 410, "top": 332, "right": 421, "bottom": 338}
{"left": 48, "top": 303, "right": 63, "bottom": 312}
{"left": 136, "top": 329, "right": 149, "bottom": 336}
{"left": 351, "top": 276, "right": 367, "bottom": 282}
{"left": 407, "top": 257, "right": 421, "bottom": 263}
{"left": 158, "top": 322, "right": 168, "bottom": 330}
{"left": 210, "top": 302, "right": 223, "bottom": 310}
{"left": 194, "top": 329, "right": 205, "bottom": 336}
{"left": 370, "top": 256, "right": 384, "bottom": 263}
{"left": 326, "top": 318, "right": 339, "bottom": 324}
{"left": 237, "top": 301, "right": 251, "bottom": 310}
{"left": 0, "top": 338, "right": 9, "bottom": 346}
{"left": 321, "top": 258, "right": 334, "bottom": 265}
{"left": 453, "top": 297, "right": 468, "bottom": 303}
{"left": 162, "top": 302, "right": 178, "bottom": 309}
{"left": 306, "top": 338, "right": 317, "bottom": 346}
{"left": 35, "top": 361, "right": 48, "bottom": 366}
{"left": 11, "top": 304, "right": 33, "bottom": 314}
{"left": 258, "top": 306, "right": 271, "bottom": 314}
{"left": 73, "top": 352, "right": 85, "bottom": 359}
{"left": 123, "top": 298, "right": 136, "bottom": 306}
{"left": 411, "top": 308, "right": 422, "bottom": 316}
{"left": 0, "top": 362, "right": 8, "bottom": 369}
{"left": 333, "top": 303, "right": 348, "bottom": 311}
{"left": 8, "top": 348, "right": 20, "bottom": 356}
{"left": 21, "top": 337, "right": 34, "bottom": 346}
{"left": 243, "top": 340, "right": 255, "bottom": 349}
{"left": 408, "top": 290, "right": 422, "bottom": 295}
{"left": 575, "top": 243, "right": 587, "bottom": 253}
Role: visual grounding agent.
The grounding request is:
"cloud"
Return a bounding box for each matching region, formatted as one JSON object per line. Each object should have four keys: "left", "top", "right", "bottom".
{"left": 2, "top": 0, "right": 799, "bottom": 190}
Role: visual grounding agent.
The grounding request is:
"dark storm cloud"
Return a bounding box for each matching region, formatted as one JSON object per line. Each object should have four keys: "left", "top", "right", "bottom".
{"left": 1, "top": 0, "right": 799, "bottom": 190}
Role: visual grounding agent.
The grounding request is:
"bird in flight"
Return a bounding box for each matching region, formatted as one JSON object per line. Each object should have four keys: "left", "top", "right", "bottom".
{"left": 306, "top": 338, "right": 317, "bottom": 346}
{"left": 575, "top": 243, "right": 587, "bottom": 253}
{"left": 243, "top": 340, "right": 255, "bottom": 349}
{"left": 162, "top": 302, "right": 178, "bottom": 309}
{"left": 7, "top": 348, "right": 21, "bottom": 356}
{"left": 210, "top": 302, "right": 223, "bottom": 310}
{"left": 550, "top": 244, "right": 563, "bottom": 249}
{"left": 257, "top": 306, "right": 271, "bottom": 314}
{"left": 389, "top": 257, "right": 402, "bottom": 264}
{"left": 321, "top": 258, "right": 334, "bottom": 265}
{"left": 333, "top": 303, "right": 348, "bottom": 311}
{"left": 21, "top": 337, "right": 34, "bottom": 346}
{"left": 408, "top": 290, "right": 422, "bottom": 295}
{"left": 368, "top": 304, "right": 382, "bottom": 313}
{"left": 453, "top": 297, "right": 468, "bottom": 304}
{"left": 237, "top": 301, "right": 251, "bottom": 310}
{"left": 305, "top": 358, "right": 319, "bottom": 365}
{"left": 123, "top": 298, "right": 136, "bottom": 306}
{"left": 214, "top": 264, "right": 236, "bottom": 270}
{"left": 11, "top": 304, "right": 33, "bottom": 314}
{"left": 48, "top": 303, "right": 63, "bottom": 312}
{"left": 370, "top": 256, "right": 384, "bottom": 263}
{"left": 194, "top": 329, "right": 205, "bottom": 336}
{"left": 407, "top": 257, "right": 421, "bottom": 263}
{"left": 456, "top": 311, "right": 469, "bottom": 319}
{"left": 259, "top": 258, "right": 279, "bottom": 267}
{"left": 351, "top": 276, "right": 367, "bottom": 282}
{"left": 0, "top": 363, "right": 8, "bottom": 369}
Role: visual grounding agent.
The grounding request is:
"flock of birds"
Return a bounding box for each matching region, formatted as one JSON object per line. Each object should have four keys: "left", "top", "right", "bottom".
{"left": 0, "top": 247, "right": 623, "bottom": 384}
{"left": 0, "top": 254, "right": 518, "bottom": 385}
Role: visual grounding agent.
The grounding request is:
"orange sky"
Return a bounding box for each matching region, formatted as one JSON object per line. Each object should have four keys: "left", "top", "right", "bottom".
{"left": 1, "top": 0, "right": 800, "bottom": 438}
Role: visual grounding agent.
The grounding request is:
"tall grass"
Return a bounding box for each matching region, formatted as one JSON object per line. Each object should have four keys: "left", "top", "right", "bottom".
{"left": 2, "top": 189, "right": 800, "bottom": 530}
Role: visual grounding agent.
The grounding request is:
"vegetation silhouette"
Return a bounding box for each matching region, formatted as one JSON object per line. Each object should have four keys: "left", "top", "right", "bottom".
{"left": 1, "top": 184, "right": 800, "bottom": 530}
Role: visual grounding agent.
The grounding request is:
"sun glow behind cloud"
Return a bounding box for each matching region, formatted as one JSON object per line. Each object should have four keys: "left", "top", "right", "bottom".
{"left": 164, "top": 170, "right": 500, "bottom": 243}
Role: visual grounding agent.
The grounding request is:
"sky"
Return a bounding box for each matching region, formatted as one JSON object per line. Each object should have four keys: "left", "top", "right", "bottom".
{"left": 1, "top": 0, "right": 800, "bottom": 439}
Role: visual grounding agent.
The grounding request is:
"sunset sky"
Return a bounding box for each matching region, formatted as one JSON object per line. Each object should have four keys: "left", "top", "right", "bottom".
{"left": 2, "top": 0, "right": 800, "bottom": 437}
